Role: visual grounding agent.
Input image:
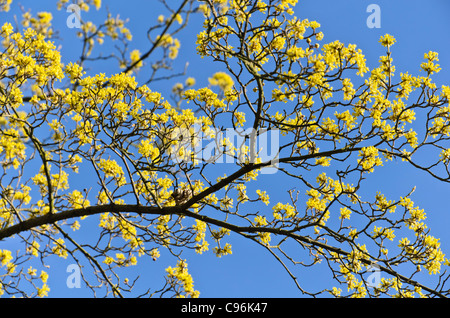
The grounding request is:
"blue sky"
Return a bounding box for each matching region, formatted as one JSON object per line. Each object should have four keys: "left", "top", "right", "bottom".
{"left": 2, "top": 0, "right": 450, "bottom": 298}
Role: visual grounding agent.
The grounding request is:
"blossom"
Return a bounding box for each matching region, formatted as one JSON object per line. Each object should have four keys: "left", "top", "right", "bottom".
{"left": 208, "top": 72, "right": 234, "bottom": 92}
{"left": 379, "top": 34, "right": 396, "bottom": 47}
{"left": 339, "top": 207, "right": 352, "bottom": 220}
{"left": 357, "top": 146, "right": 383, "bottom": 172}
{"left": 256, "top": 189, "right": 270, "bottom": 205}
{"left": 37, "top": 284, "right": 50, "bottom": 297}
{"left": 129, "top": 49, "right": 143, "bottom": 69}
{"left": 165, "top": 260, "right": 199, "bottom": 297}
{"left": 0, "top": 249, "right": 13, "bottom": 266}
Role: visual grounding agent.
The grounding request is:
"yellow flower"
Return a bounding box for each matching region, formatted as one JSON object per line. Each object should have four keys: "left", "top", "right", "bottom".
{"left": 193, "top": 220, "right": 207, "bottom": 242}
{"left": 185, "top": 77, "right": 196, "bottom": 87}
{"left": 339, "top": 207, "right": 352, "bottom": 220}
{"left": 27, "top": 241, "right": 40, "bottom": 257}
{"left": 130, "top": 49, "right": 143, "bottom": 68}
{"left": 37, "top": 284, "right": 50, "bottom": 297}
{"left": 286, "top": 45, "right": 305, "bottom": 62}
{"left": 357, "top": 146, "right": 383, "bottom": 172}
{"left": 234, "top": 111, "right": 246, "bottom": 127}
{"left": 330, "top": 287, "right": 342, "bottom": 297}
{"left": 315, "top": 157, "right": 331, "bottom": 167}
{"left": 138, "top": 139, "right": 160, "bottom": 161}
{"left": 165, "top": 260, "right": 199, "bottom": 298}
{"left": 254, "top": 215, "right": 268, "bottom": 226}
{"left": 439, "top": 149, "right": 450, "bottom": 163}
{"left": 52, "top": 238, "right": 68, "bottom": 259}
{"left": 341, "top": 78, "right": 355, "bottom": 101}
{"left": 0, "top": 0, "right": 12, "bottom": 12}
{"left": 256, "top": 189, "right": 270, "bottom": 205}
{"left": 93, "top": 0, "right": 102, "bottom": 10}
{"left": 271, "top": 34, "right": 286, "bottom": 51}
{"left": 214, "top": 243, "right": 232, "bottom": 257}
{"left": 69, "top": 190, "right": 90, "bottom": 209}
{"left": 1, "top": 22, "right": 13, "bottom": 36}
{"left": 209, "top": 72, "right": 234, "bottom": 92}
{"left": 0, "top": 249, "right": 13, "bottom": 266}
{"left": 372, "top": 226, "right": 395, "bottom": 241}
{"left": 174, "top": 13, "right": 183, "bottom": 25}
{"left": 27, "top": 266, "right": 37, "bottom": 276}
{"left": 40, "top": 270, "right": 49, "bottom": 283}
{"left": 273, "top": 202, "right": 297, "bottom": 218}
{"left": 379, "top": 34, "right": 396, "bottom": 47}
{"left": 64, "top": 62, "right": 85, "bottom": 81}
{"left": 150, "top": 248, "right": 160, "bottom": 261}
{"left": 258, "top": 232, "right": 271, "bottom": 245}
{"left": 98, "top": 159, "right": 126, "bottom": 185}
{"left": 349, "top": 229, "right": 358, "bottom": 239}
{"left": 421, "top": 51, "right": 441, "bottom": 75}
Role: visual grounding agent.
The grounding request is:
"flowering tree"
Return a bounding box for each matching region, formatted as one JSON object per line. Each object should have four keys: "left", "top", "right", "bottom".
{"left": 0, "top": 0, "right": 450, "bottom": 298}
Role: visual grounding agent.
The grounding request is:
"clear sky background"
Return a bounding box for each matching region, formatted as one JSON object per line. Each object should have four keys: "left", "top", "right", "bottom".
{"left": 2, "top": 0, "right": 450, "bottom": 298}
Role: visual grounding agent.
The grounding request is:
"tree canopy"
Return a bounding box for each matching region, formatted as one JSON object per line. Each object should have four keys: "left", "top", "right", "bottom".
{"left": 0, "top": 0, "right": 450, "bottom": 298}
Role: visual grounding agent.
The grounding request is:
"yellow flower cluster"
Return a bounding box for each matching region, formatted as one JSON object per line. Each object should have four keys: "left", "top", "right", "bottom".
{"left": 334, "top": 110, "right": 357, "bottom": 131}
{"left": 104, "top": 253, "right": 137, "bottom": 267}
{"left": 0, "top": 127, "right": 26, "bottom": 169}
{"left": 322, "top": 40, "right": 369, "bottom": 77}
{"left": 97, "top": 159, "right": 126, "bottom": 186}
{"left": 275, "top": 0, "right": 298, "bottom": 15}
{"left": 21, "top": 11, "right": 54, "bottom": 38}
{"left": 397, "top": 197, "right": 448, "bottom": 275}
{"left": 338, "top": 263, "right": 367, "bottom": 297}
{"left": 253, "top": 215, "right": 271, "bottom": 245}
{"left": 372, "top": 226, "right": 395, "bottom": 241}
{"left": 0, "top": 0, "right": 12, "bottom": 12}
{"left": 379, "top": 34, "right": 396, "bottom": 47}
{"left": 184, "top": 87, "right": 227, "bottom": 109}
{"left": 341, "top": 78, "right": 356, "bottom": 101}
{"left": 104, "top": 13, "right": 132, "bottom": 41}
{"left": 99, "top": 212, "right": 116, "bottom": 230}
{"left": 1, "top": 23, "right": 64, "bottom": 86}
{"left": 286, "top": 45, "right": 306, "bottom": 62}
{"left": 422, "top": 237, "right": 446, "bottom": 275}
{"left": 52, "top": 238, "right": 68, "bottom": 259}
{"left": 165, "top": 260, "right": 199, "bottom": 298}
{"left": 57, "top": 0, "right": 102, "bottom": 11}
{"left": 156, "top": 34, "right": 180, "bottom": 59}
{"left": 129, "top": 49, "right": 143, "bottom": 70}
{"left": 32, "top": 167, "right": 70, "bottom": 198}
{"left": 256, "top": 189, "right": 270, "bottom": 205}
{"left": 213, "top": 243, "right": 232, "bottom": 257}
{"left": 208, "top": 72, "right": 234, "bottom": 92}
{"left": 193, "top": 220, "right": 209, "bottom": 254}
{"left": 439, "top": 148, "right": 450, "bottom": 164}
{"left": 26, "top": 241, "right": 40, "bottom": 257}
{"left": 421, "top": 51, "right": 441, "bottom": 75}
{"left": 233, "top": 183, "right": 247, "bottom": 203}
{"left": 68, "top": 190, "right": 90, "bottom": 209}
{"left": 339, "top": 207, "right": 352, "bottom": 220}
{"left": 138, "top": 139, "right": 160, "bottom": 162}
{"left": 272, "top": 202, "right": 296, "bottom": 220}
{"left": 234, "top": 111, "right": 246, "bottom": 127}
{"left": 0, "top": 249, "right": 13, "bottom": 271}
{"left": 156, "top": 215, "right": 171, "bottom": 245}
{"left": 357, "top": 146, "right": 383, "bottom": 172}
